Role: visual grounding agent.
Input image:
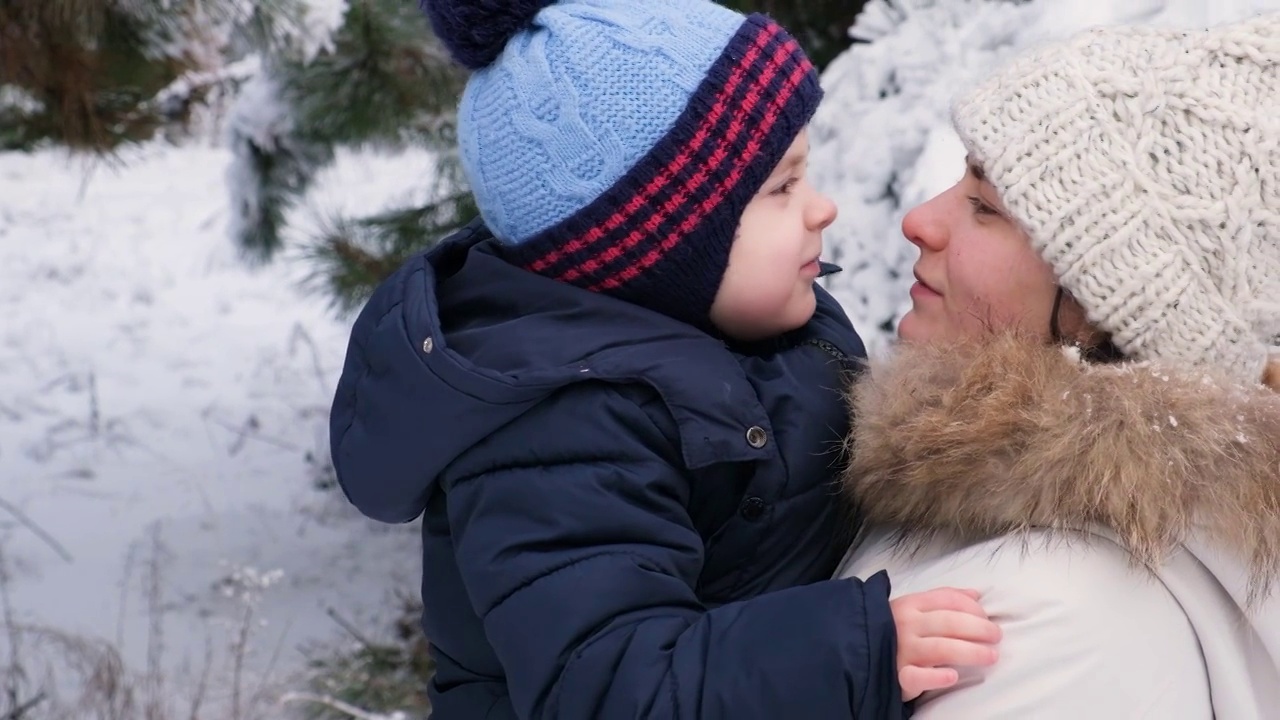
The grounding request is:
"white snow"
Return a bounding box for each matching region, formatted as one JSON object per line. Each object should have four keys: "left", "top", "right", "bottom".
{"left": 219, "top": 0, "right": 350, "bottom": 62}
{"left": 296, "top": 0, "right": 351, "bottom": 61}
{"left": 0, "top": 141, "right": 436, "bottom": 715}
{"left": 3, "top": 0, "right": 1278, "bottom": 715}
{"left": 0, "top": 85, "right": 43, "bottom": 115}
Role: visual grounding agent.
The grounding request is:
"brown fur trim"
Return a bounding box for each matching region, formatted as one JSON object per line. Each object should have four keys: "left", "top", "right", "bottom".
{"left": 843, "top": 334, "right": 1280, "bottom": 600}
{"left": 1265, "top": 358, "right": 1280, "bottom": 392}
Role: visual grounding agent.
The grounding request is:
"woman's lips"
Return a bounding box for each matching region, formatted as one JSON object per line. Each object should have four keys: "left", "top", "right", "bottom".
{"left": 911, "top": 271, "right": 942, "bottom": 299}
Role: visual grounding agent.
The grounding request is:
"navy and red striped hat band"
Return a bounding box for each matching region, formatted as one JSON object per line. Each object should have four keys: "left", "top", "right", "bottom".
{"left": 501, "top": 15, "right": 823, "bottom": 326}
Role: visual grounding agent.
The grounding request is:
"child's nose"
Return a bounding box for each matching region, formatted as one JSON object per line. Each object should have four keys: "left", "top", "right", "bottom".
{"left": 807, "top": 191, "right": 837, "bottom": 231}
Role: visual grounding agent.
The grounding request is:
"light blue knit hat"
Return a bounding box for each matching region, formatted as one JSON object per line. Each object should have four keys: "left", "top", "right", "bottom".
{"left": 457, "top": 0, "right": 742, "bottom": 243}
{"left": 423, "top": 0, "right": 823, "bottom": 326}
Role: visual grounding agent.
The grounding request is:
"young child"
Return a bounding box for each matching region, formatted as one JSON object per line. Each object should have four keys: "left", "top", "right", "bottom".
{"left": 329, "top": 0, "right": 999, "bottom": 717}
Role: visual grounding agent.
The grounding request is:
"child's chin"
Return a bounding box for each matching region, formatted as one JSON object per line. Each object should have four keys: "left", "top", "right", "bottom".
{"left": 788, "top": 296, "right": 818, "bottom": 331}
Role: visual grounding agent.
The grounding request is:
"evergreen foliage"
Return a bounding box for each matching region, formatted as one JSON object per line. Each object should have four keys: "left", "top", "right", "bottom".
{"left": 0, "top": 0, "right": 231, "bottom": 151}
{"left": 303, "top": 181, "right": 476, "bottom": 312}
{"left": 227, "top": 0, "right": 467, "bottom": 266}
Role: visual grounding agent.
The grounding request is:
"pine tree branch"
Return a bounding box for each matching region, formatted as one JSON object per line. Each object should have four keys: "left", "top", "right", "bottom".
{"left": 228, "top": 0, "right": 466, "bottom": 265}
{"left": 302, "top": 187, "right": 476, "bottom": 311}
{"left": 147, "top": 56, "right": 260, "bottom": 119}
{"left": 0, "top": 0, "right": 215, "bottom": 151}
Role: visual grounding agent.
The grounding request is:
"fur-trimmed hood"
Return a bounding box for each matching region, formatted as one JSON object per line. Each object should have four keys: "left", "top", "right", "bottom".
{"left": 843, "top": 334, "right": 1280, "bottom": 598}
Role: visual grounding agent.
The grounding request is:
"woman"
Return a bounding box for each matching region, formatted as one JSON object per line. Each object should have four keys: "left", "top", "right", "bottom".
{"left": 838, "top": 13, "right": 1280, "bottom": 718}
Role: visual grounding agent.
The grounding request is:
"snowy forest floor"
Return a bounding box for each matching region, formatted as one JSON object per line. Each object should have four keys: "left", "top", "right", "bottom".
{"left": 0, "top": 141, "right": 438, "bottom": 719}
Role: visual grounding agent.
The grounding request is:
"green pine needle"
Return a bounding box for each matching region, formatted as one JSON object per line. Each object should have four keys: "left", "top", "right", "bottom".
{"left": 301, "top": 185, "right": 478, "bottom": 313}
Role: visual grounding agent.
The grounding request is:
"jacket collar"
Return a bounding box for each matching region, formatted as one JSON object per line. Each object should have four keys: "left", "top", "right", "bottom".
{"left": 843, "top": 334, "right": 1280, "bottom": 599}
{"left": 416, "top": 222, "right": 857, "bottom": 470}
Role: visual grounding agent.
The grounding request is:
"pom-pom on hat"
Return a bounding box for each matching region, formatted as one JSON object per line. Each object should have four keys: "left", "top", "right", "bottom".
{"left": 421, "top": 0, "right": 824, "bottom": 327}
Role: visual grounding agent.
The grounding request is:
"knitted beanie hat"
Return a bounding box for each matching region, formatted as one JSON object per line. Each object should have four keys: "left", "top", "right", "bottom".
{"left": 421, "top": 0, "right": 822, "bottom": 326}
{"left": 952, "top": 13, "right": 1280, "bottom": 386}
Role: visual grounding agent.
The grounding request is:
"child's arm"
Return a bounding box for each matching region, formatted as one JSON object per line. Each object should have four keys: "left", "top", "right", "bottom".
{"left": 444, "top": 384, "right": 901, "bottom": 719}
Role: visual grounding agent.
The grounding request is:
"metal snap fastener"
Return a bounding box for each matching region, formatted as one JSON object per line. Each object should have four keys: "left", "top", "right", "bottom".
{"left": 745, "top": 425, "right": 767, "bottom": 449}
{"left": 740, "top": 496, "right": 767, "bottom": 521}
{"left": 422, "top": 337, "right": 434, "bottom": 354}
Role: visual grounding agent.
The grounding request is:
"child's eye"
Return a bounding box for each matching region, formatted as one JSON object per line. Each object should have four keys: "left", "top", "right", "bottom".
{"left": 967, "top": 196, "right": 999, "bottom": 216}
{"left": 771, "top": 178, "right": 799, "bottom": 196}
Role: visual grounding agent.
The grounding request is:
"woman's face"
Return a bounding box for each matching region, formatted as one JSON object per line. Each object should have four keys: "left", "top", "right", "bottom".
{"left": 897, "top": 159, "right": 1063, "bottom": 344}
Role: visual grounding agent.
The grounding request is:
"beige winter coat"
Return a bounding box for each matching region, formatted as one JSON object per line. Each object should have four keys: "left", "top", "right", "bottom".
{"left": 835, "top": 335, "right": 1280, "bottom": 719}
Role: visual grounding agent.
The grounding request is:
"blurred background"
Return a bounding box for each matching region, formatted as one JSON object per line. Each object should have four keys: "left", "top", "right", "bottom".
{"left": 1, "top": 0, "right": 1275, "bottom": 717}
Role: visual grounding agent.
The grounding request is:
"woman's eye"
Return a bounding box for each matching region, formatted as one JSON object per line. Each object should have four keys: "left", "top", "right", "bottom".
{"left": 967, "top": 195, "right": 999, "bottom": 216}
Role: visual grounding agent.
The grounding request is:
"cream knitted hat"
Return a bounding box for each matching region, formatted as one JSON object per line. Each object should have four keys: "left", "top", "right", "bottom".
{"left": 952, "top": 13, "right": 1280, "bottom": 385}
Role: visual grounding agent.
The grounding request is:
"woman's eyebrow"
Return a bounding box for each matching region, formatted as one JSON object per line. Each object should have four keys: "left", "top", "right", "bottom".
{"left": 966, "top": 157, "right": 987, "bottom": 182}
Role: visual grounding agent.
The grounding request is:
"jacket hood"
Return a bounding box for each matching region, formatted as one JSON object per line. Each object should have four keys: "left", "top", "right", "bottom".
{"left": 842, "top": 334, "right": 1280, "bottom": 600}
{"left": 331, "top": 221, "right": 851, "bottom": 523}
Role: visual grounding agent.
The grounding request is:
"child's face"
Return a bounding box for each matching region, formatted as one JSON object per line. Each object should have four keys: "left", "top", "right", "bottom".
{"left": 710, "top": 130, "right": 836, "bottom": 340}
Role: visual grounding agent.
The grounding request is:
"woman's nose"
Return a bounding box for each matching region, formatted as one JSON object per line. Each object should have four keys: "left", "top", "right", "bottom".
{"left": 901, "top": 190, "right": 950, "bottom": 252}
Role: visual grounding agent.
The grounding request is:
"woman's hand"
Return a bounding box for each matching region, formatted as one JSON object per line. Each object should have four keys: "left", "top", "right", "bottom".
{"left": 890, "top": 587, "right": 1001, "bottom": 701}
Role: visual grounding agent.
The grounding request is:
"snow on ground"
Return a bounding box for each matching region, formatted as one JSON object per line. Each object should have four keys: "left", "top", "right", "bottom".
{"left": 3, "top": 1, "right": 1278, "bottom": 715}
{"left": 0, "top": 141, "right": 437, "bottom": 714}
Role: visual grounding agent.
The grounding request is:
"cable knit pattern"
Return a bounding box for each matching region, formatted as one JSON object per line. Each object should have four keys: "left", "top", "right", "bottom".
{"left": 952, "top": 13, "right": 1280, "bottom": 385}
{"left": 425, "top": 0, "right": 823, "bottom": 328}
{"left": 460, "top": 0, "right": 747, "bottom": 244}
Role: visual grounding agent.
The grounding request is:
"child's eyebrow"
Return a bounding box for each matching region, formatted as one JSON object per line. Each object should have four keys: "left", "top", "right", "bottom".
{"left": 774, "top": 145, "right": 810, "bottom": 174}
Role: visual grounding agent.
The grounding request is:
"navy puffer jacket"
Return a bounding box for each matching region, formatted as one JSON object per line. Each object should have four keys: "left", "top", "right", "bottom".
{"left": 330, "top": 220, "right": 903, "bottom": 719}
